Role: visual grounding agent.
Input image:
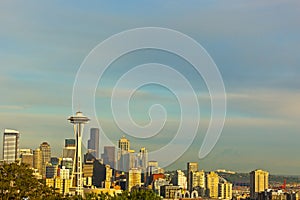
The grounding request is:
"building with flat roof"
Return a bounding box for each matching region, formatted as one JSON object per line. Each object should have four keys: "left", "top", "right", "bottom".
{"left": 218, "top": 182, "right": 232, "bottom": 200}
{"left": 101, "top": 146, "right": 116, "bottom": 169}
{"left": 250, "top": 169, "right": 269, "bottom": 200}
{"left": 160, "top": 185, "right": 181, "bottom": 199}
{"left": 88, "top": 128, "right": 99, "bottom": 159}
{"left": 187, "top": 162, "right": 198, "bottom": 192}
{"left": 206, "top": 171, "right": 219, "bottom": 199}
{"left": 40, "top": 142, "right": 51, "bottom": 178}
{"left": 128, "top": 168, "right": 142, "bottom": 191}
{"left": 33, "top": 148, "right": 42, "bottom": 174}
{"left": 3, "top": 129, "right": 20, "bottom": 163}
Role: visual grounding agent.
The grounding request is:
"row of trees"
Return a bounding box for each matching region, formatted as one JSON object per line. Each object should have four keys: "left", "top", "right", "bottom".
{"left": 85, "top": 190, "right": 161, "bottom": 200}
{"left": 0, "top": 162, "right": 161, "bottom": 200}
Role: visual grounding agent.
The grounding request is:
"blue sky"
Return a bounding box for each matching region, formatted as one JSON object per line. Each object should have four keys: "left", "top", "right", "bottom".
{"left": 1, "top": 1, "right": 300, "bottom": 174}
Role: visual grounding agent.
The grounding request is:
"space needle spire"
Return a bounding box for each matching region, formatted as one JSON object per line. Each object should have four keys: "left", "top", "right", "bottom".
{"left": 68, "top": 111, "right": 90, "bottom": 196}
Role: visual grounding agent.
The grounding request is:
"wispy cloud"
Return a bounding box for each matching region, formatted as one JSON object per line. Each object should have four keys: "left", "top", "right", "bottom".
{"left": 0, "top": 105, "right": 27, "bottom": 110}
{"left": 227, "top": 89, "right": 300, "bottom": 120}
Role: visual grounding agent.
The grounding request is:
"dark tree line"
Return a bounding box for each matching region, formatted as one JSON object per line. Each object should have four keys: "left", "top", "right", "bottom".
{"left": 85, "top": 189, "right": 161, "bottom": 200}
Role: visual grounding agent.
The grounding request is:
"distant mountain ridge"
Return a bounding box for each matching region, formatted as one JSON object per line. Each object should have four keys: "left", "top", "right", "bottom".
{"left": 218, "top": 172, "right": 300, "bottom": 185}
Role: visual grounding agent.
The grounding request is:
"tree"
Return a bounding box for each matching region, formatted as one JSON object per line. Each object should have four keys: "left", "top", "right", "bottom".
{"left": 0, "top": 162, "right": 60, "bottom": 200}
{"left": 129, "top": 189, "right": 161, "bottom": 200}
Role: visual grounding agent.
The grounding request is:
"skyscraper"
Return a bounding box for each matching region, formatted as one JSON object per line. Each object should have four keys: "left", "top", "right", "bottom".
{"left": 33, "top": 148, "right": 42, "bottom": 174}
{"left": 118, "top": 136, "right": 130, "bottom": 151}
{"left": 40, "top": 142, "right": 51, "bottom": 178}
{"left": 138, "top": 147, "right": 148, "bottom": 172}
{"left": 206, "top": 171, "right": 219, "bottom": 199}
{"left": 63, "top": 138, "right": 76, "bottom": 159}
{"left": 3, "top": 129, "right": 20, "bottom": 163}
{"left": 187, "top": 162, "right": 198, "bottom": 192}
{"left": 87, "top": 128, "right": 99, "bottom": 159}
{"left": 101, "top": 146, "right": 116, "bottom": 169}
{"left": 117, "top": 136, "right": 135, "bottom": 171}
{"left": 250, "top": 169, "right": 269, "bottom": 199}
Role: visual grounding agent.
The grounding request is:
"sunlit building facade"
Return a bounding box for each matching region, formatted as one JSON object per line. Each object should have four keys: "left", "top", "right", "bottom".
{"left": 250, "top": 169, "right": 269, "bottom": 199}
{"left": 3, "top": 129, "right": 20, "bottom": 163}
{"left": 206, "top": 171, "right": 219, "bottom": 199}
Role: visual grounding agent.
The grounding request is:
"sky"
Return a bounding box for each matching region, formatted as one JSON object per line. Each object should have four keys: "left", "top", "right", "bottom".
{"left": 0, "top": 1, "right": 300, "bottom": 175}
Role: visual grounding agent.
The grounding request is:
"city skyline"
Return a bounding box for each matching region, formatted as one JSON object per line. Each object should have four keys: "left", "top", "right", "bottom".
{"left": 1, "top": 1, "right": 300, "bottom": 175}
{"left": 0, "top": 128, "right": 291, "bottom": 176}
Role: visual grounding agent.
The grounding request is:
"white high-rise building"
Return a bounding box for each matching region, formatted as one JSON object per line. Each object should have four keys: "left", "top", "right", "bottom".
{"left": 138, "top": 147, "right": 148, "bottom": 172}
{"left": 117, "top": 136, "right": 136, "bottom": 172}
{"left": 3, "top": 129, "right": 20, "bottom": 163}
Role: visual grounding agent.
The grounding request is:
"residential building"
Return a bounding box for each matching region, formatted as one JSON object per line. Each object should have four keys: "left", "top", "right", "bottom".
{"left": 218, "top": 182, "right": 232, "bottom": 199}
{"left": 257, "top": 189, "right": 285, "bottom": 200}
{"left": 192, "top": 170, "right": 206, "bottom": 196}
{"left": 172, "top": 170, "right": 187, "bottom": 190}
{"left": 20, "top": 148, "right": 33, "bottom": 168}
{"left": 250, "top": 169, "right": 269, "bottom": 199}
{"left": 160, "top": 185, "right": 181, "bottom": 199}
{"left": 153, "top": 177, "right": 169, "bottom": 195}
{"left": 55, "top": 166, "right": 71, "bottom": 196}
{"left": 128, "top": 168, "right": 142, "bottom": 191}
{"left": 206, "top": 171, "right": 219, "bottom": 199}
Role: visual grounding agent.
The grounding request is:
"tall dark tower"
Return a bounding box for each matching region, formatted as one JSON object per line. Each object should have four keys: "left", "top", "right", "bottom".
{"left": 102, "top": 146, "right": 116, "bottom": 169}
{"left": 87, "top": 128, "right": 99, "bottom": 159}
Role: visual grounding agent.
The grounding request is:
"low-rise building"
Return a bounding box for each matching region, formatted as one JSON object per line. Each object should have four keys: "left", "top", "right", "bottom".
{"left": 160, "top": 185, "right": 181, "bottom": 199}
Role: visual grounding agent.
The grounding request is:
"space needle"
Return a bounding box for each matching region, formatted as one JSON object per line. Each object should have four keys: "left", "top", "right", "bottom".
{"left": 68, "top": 111, "right": 90, "bottom": 196}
